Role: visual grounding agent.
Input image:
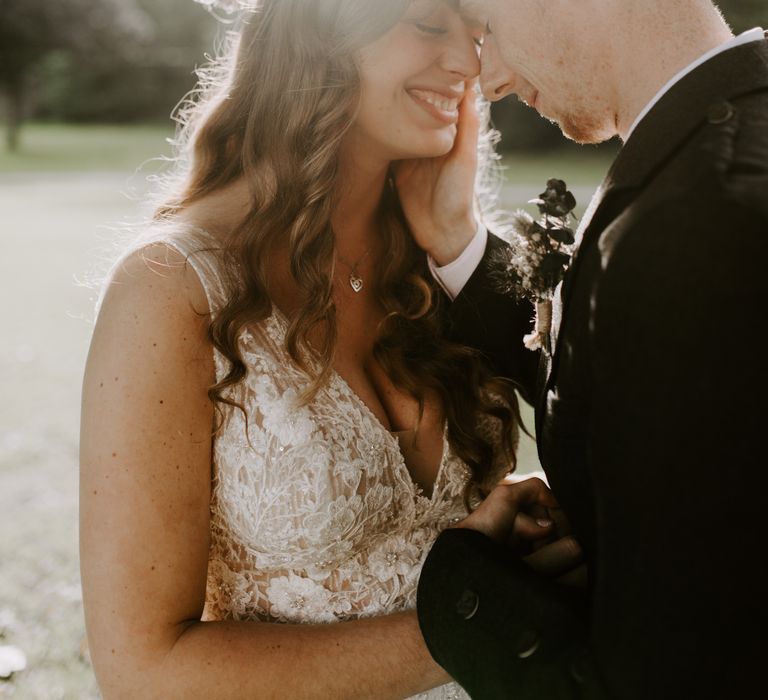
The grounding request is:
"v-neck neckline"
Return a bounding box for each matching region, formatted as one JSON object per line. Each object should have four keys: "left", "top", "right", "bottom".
{"left": 170, "top": 222, "right": 452, "bottom": 501}
{"left": 267, "top": 305, "right": 449, "bottom": 502}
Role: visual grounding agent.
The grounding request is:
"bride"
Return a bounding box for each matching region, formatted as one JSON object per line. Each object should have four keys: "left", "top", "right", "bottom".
{"left": 79, "top": 1, "right": 574, "bottom": 697}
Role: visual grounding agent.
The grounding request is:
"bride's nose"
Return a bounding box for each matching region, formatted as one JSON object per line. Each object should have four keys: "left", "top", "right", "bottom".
{"left": 440, "top": 30, "right": 481, "bottom": 80}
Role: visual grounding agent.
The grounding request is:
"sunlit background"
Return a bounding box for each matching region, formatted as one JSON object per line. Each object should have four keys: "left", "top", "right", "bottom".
{"left": 0, "top": 1, "right": 764, "bottom": 697}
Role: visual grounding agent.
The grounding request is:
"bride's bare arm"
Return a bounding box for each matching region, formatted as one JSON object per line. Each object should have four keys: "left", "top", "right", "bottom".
{"left": 79, "top": 245, "right": 450, "bottom": 700}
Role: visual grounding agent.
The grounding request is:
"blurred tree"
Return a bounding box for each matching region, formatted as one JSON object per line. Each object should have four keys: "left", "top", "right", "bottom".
{"left": 36, "top": 0, "right": 219, "bottom": 122}
{"left": 721, "top": 0, "right": 767, "bottom": 33}
{"left": 0, "top": 0, "right": 151, "bottom": 151}
{"left": 34, "top": 0, "right": 216, "bottom": 125}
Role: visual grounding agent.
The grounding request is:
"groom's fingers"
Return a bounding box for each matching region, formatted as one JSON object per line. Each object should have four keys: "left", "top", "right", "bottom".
{"left": 557, "top": 564, "right": 589, "bottom": 589}
{"left": 456, "top": 477, "right": 560, "bottom": 543}
{"left": 496, "top": 475, "right": 560, "bottom": 509}
{"left": 511, "top": 512, "right": 555, "bottom": 543}
{"left": 523, "top": 536, "right": 584, "bottom": 577}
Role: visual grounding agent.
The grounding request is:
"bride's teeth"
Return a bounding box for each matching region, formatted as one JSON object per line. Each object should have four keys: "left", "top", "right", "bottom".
{"left": 412, "top": 89, "right": 459, "bottom": 113}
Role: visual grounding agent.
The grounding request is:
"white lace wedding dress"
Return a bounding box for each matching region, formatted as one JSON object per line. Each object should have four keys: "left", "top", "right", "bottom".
{"left": 115, "top": 224, "right": 509, "bottom": 699}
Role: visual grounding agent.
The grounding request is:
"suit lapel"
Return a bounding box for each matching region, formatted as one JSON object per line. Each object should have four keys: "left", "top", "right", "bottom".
{"left": 545, "top": 185, "right": 608, "bottom": 370}
{"left": 536, "top": 37, "right": 768, "bottom": 420}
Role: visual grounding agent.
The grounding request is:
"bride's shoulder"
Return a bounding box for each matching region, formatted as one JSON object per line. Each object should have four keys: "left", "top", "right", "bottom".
{"left": 96, "top": 221, "right": 215, "bottom": 335}
{"left": 99, "top": 217, "right": 228, "bottom": 316}
{"left": 83, "top": 224, "right": 216, "bottom": 452}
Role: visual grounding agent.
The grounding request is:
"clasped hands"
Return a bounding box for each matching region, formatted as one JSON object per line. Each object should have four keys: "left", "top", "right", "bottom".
{"left": 452, "top": 474, "right": 588, "bottom": 588}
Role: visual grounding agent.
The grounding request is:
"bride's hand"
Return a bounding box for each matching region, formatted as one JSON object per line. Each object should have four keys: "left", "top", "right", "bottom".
{"left": 394, "top": 82, "right": 480, "bottom": 266}
{"left": 451, "top": 476, "right": 559, "bottom": 546}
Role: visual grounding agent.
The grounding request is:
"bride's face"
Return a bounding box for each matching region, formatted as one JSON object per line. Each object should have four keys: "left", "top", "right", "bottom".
{"left": 353, "top": 0, "right": 482, "bottom": 161}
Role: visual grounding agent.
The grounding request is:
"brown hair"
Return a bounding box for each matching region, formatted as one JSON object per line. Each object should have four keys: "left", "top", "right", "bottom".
{"left": 157, "top": 0, "right": 522, "bottom": 505}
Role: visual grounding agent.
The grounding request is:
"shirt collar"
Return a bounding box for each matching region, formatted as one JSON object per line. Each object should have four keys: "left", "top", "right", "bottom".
{"left": 625, "top": 27, "right": 766, "bottom": 140}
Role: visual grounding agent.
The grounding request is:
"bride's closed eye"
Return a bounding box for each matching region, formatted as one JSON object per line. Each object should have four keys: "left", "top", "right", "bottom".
{"left": 413, "top": 19, "right": 484, "bottom": 48}
{"left": 415, "top": 22, "right": 449, "bottom": 36}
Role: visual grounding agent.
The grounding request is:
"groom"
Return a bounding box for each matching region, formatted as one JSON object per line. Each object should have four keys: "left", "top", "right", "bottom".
{"left": 415, "top": 1, "right": 768, "bottom": 698}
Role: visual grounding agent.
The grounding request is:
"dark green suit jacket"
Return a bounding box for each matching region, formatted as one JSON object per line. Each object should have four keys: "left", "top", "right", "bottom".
{"left": 418, "top": 36, "right": 768, "bottom": 700}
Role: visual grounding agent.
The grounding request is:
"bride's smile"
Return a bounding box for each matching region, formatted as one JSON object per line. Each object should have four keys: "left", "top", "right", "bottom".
{"left": 407, "top": 86, "right": 463, "bottom": 124}
{"left": 353, "top": 0, "right": 482, "bottom": 161}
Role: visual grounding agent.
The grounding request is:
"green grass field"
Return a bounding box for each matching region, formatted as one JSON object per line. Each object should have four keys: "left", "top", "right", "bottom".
{"left": 501, "top": 149, "right": 613, "bottom": 186}
{"left": 0, "top": 123, "right": 174, "bottom": 174}
{"left": 0, "top": 123, "right": 608, "bottom": 699}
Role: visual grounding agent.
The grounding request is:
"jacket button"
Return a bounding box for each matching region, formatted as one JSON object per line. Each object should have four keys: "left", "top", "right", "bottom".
{"left": 455, "top": 589, "right": 480, "bottom": 620}
{"left": 570, "top": 649, "right": 592, "bottom": 683}
{"left": 516, "top": 629, "right": 540, "bottom": 659}
{"left": 707, "top": 101, "right": 735, "bottom": 124}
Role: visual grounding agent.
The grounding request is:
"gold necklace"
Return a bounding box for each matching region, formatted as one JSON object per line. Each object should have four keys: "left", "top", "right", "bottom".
{"left": 337, "top": 247, "right": 373, "bottom": 293}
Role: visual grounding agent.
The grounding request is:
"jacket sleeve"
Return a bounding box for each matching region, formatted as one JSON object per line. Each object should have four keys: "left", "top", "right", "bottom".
{"left": 418, "top": 197, "right": 768, "bottom": 700}
{"left": 444, "top": 232, "right": 540, "bottom": 405}
{"left": 417, "top": 528, "right": 602, "bottom": 699}
{"left": 586, "top": 195, "right": 768, "bottom": 698}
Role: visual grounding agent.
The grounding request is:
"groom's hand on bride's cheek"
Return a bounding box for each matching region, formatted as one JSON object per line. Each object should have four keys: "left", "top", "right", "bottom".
{"left": 394, "top": 82, "right": 480, "bottom": 266}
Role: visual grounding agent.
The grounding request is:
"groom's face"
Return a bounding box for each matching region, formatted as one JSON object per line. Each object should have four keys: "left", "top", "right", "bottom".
{"left": 461, "top": 0, "right": 617, "bottom": 143}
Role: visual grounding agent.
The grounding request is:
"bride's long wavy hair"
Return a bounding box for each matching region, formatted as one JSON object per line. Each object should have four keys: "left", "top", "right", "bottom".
{"left": 156, "top": 0, "right": 522, "bottom": 503}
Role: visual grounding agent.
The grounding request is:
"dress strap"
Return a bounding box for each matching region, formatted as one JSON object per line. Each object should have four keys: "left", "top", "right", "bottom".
{"left": 97, "top": 220, "right": 234, "bottom": 384}
{"left": 148, "top": 221, "right": 231, "bottom": 317}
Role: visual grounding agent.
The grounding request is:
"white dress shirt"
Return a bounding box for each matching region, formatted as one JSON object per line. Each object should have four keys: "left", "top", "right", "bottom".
{"left": 427, "top": 222, "right": 488, "bottom": 299}
{"left": 431, "top": 27, "right": 766, "bottom": 300}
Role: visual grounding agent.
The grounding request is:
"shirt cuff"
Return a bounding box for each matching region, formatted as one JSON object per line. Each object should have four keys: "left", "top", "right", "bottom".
{"left": 428, "top": 223, "right": 488, "bottom": 300}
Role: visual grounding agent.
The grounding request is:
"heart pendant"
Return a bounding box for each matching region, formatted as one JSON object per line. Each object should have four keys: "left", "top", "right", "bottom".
{"left": 349, "top": 274, "right": 364, "bottom": 293}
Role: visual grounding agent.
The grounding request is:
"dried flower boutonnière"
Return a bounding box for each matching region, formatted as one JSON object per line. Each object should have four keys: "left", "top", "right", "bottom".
{"left": 490, "top": 179, "right": 578, "bottom": 353}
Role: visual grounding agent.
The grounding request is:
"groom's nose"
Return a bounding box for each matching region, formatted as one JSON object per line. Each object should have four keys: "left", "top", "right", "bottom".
{"left": 479, "top": 37, "right": 515, "bottom": 101}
